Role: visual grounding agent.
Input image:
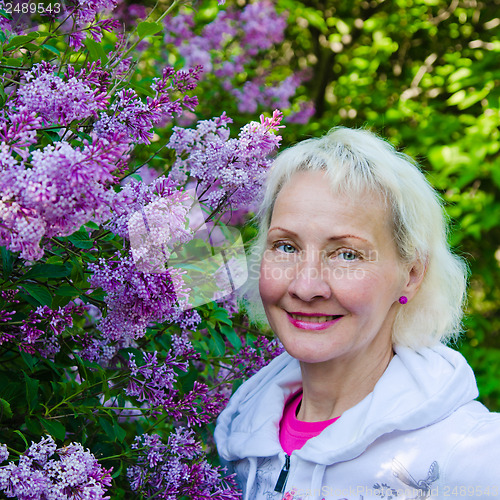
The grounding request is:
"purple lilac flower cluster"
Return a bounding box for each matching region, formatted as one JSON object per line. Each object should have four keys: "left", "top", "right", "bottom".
{"left": 87, "top": 255, "right": 193, "bottom": 350}
{"left": 94, "top": 66, "right": 201, "bottom": 144}
{"left": 0, "top": 60, "right": 131, "bottom": 260}
{"left": 168, "top": 110, "right": 284, "bottom": 210}
{"left": 163, "top": 2, "right": 314, "bottom": 122}
{"left": 0, "top": 59, "right": 199, "bottom": 261}
{"left": 126, "top": 349, "right": 227, "bottom": 424}
{"left": 0, "top": 302, "right": 85, "bottom": 358}
{"left": 64, "top": 0, "right": 120, "bottom": 49}
{"left": 0, "top": 435, "right": 112, "bottom": 500}
{"left": 0, "top": 133, "right": 129, "bottom": 260}
{"left": 230, "top": 335, "right": 285, "bottom": 379}
{"left": 107, "top": 174, "right": 192, "bottom": 242}
{"left": 127, "top": 429, "right": 240, "bottom": 499}
{"left": 15, "top": 62, "right": 110, "bottom": 127}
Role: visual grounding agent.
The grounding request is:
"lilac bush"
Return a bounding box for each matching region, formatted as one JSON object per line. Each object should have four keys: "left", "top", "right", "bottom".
{"left": 0, "top": 0, "right": 289, "bottom": 497}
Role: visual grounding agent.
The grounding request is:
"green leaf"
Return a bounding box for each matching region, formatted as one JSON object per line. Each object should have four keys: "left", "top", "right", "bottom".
{"left": 220, "top": 324, "right": 242, "bottom": 351}
{"left": 13, "top": 430, "right": 28, "bottom": 448}
{"left": 206, "top": 324, "right": 226, "bottom": 356}
{"left": 54, "top": 284, "right": 81, "bottom": 297}
{"left": 67, "top": 229, "right": 93, "bottom": 249}
{"left": 70, "top": 256, "right": 84, "bottom": 282}
{"left": 24, "top": 373, "right": 39, "bottom": 411}
{"left": 211, "top": 308, "right": 232, "bottom": 325}
{"left": 137, "top": 21, "right": 163, "bottom": 40}
{"left": 84, "top": 38, "right": 108, "bottom": 63}
{"left": 21, "top": 283, "right": 52, "bottom": 306}
{"left": 20, "top": 351, "right": 36, "bottom": 372}
{"left": 0, "top": 398, "right": 12, "bottom": 420}
{"left": 113, "top": 421, "right": 127, "bottom": 442}
{"left": 22, "top": 263, "right": 71, "bottom": 280}
{"left": 4, "top": 32, "right": 40, "bottom": 51}
{"left": 41, "top": 43, "right": 60, "bottom": 55}
{"left": 1, "top": 57, "right": 23, "bottom": 67}
{"left": 99, "top": 417, "right": 116, "bottom": 441}
{"left": 42, "top": 130, "right": 61, "bottom": 143}
{"left": 40, "top": 418, "right": 66, "bottom": 441}
{"left": 1, "top": 246, "right": 14, "bottom": 279}
{"left": 0, "top": 9, "right": 13, "bottom": 21}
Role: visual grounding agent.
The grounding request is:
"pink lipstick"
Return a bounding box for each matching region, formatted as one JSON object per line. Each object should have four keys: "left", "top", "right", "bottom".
{"left": 286, "top": 311, "right": 342, "bottom": 331}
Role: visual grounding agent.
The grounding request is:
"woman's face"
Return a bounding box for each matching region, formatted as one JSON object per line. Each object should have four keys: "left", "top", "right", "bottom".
{"left": 259, "top": 170, "right": 416, "bottom": 367}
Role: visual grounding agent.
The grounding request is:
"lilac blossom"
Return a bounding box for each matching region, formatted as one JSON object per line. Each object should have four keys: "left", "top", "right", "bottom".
{"left": 0, "top": 107, "right": 43, "bottom": 160}
{"left": 94, "top": 66, "right": 201, "bottom": 144}
{"left": 168, "top": 110, "right": 284, "bottom": 210}
{"left": 287, "top": 100, "right": 316, "bottom": 125}
{"left": 0, "top": 134, "right": 130, "bottom": 260}
{"left": 0, "top": 435, "right": 112, "bottom": 500}
{"left": 127, "top": 429, "right": 240, "bottom": 499}
{"left": 125, "top": 345, "right": 198, "bottom": 413}
{"left": 125, "top": 348, "right": 227, "bottom": 423}
{"left": 0, "top": 445, "right": 7, "bottom": 464}
{"left": 107, "top": 176, "right": 194, "bottom": 274}
{"left": 87, "top": 252, "right": 198, "bottom": 349}
{"left": 16, "top": 62, "right": 110, "bottom": 127}
{"left": 0, "top": 302, "right": 85, "bottom": 358}
{"left": 228, "top": 335, "right": 285, "bottom": 379}
{"left": 65, "top": 0, "right": 118, "bottom": 26}
{"left": 231, "top": 74, "right": 309, "bottom": 116}
{"left": 240, "top": 1, "right": 286, "bottom": 54}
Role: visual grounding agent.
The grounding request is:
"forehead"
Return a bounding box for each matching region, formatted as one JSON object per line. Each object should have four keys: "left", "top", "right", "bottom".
{"left": 270, "top": 170, "right": 393, "bottom": 241}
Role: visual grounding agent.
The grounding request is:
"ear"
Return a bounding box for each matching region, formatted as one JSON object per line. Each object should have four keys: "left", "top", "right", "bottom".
{"left": 401, "top": 257, "right": 427, "bottom": 301}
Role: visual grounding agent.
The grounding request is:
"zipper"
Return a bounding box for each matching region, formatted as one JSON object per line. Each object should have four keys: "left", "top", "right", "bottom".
{"left": 274, "top": 454, "right": 291, "bottom": 493}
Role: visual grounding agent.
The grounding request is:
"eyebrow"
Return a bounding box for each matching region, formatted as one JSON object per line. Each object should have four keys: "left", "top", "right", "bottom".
{"left": 268, "top": 226, "right": 370, "bottom": 244}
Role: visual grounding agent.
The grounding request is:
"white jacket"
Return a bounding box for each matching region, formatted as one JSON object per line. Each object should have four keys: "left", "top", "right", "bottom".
{"left": 215, "top": 345, "right": 500, "bottom": 500}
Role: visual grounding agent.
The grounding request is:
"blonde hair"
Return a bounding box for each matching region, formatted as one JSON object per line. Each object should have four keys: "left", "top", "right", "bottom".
{"left": 238, "top": 127, "right": 467, "bottom": 349}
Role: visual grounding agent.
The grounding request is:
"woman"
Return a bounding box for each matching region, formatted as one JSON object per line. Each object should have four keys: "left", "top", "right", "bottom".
{"left": 214, "top": 127, "right": 500, "bottom": 500}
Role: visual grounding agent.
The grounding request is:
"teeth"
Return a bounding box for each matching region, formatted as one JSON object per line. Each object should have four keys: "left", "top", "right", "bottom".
{"left": 290, "top": 314, "right": 338, "bottom": 323}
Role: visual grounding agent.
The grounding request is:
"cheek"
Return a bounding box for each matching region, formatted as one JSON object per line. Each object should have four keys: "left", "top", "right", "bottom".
{"left": 332, "top": 270, "right": 396, "bottom": 312}
{"left": 259, "top": 259, "right": 288, "bottom": 306}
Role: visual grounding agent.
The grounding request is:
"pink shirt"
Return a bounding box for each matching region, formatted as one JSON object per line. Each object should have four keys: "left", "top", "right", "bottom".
{"left": 279, "top": 390, "right": 340, "bottom": 455}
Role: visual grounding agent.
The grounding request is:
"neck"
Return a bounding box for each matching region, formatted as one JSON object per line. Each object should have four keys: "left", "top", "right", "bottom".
{"left": 297, "top": 344, "right": 394, "bottom": 422}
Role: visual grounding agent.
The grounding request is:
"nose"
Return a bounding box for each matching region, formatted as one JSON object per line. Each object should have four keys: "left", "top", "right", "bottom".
{"left": 287, "top": 251, "right": 332, "bottom": 302}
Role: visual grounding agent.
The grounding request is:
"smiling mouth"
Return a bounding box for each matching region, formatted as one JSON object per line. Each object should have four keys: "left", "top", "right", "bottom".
{"left": 288, "top": 313, "right": 342, "bottom": 323}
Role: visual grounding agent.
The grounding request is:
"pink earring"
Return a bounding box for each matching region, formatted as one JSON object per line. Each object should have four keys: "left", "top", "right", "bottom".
{"left": 399, "top": 296, "right": 408, "bottom": 305}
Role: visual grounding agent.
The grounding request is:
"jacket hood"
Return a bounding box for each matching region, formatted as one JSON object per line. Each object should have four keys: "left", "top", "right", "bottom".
{"left": 215, "top": 344, "right": 479, "bottom": 465}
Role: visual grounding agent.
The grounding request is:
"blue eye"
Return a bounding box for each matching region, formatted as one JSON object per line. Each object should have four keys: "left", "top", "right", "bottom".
{"left": 339, "top": 251, "right": 358, "bottom": 261}
{"left": 276, "top": 243, "right": 296, "bottom": 254}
